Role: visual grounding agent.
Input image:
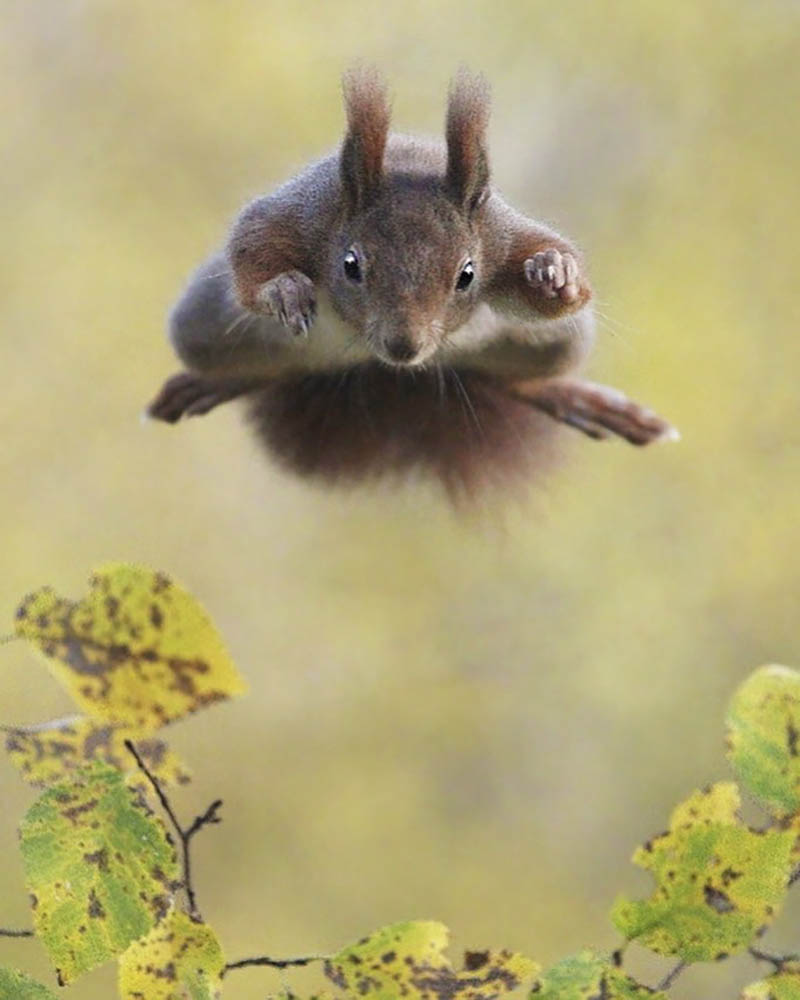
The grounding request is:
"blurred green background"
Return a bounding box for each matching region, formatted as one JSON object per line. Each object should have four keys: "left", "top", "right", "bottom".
{"left": 2, "top": 2, "right": 799, "bottom": 997}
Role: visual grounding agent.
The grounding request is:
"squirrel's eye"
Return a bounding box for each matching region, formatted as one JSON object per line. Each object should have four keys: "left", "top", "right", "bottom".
{"left": 456, "top": 260, "right": 474, "bottom": 291}
{"left": 343, "top": 249, "right": 362, "bottom": 283}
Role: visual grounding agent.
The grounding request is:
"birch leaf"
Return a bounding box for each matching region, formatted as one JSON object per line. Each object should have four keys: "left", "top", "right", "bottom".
{"left": 611, "top": 783, "right": 794, "bottom": 961}
{"left": 0, "top": 968, "right": 58, "bottom": 1000}
{"left": 118, "top": 910, "right": 225, "bottom": 1000}
{"left": 14, "top": 563, "right": 246, "bottom": 732}
{"left": 727, "top": 664, "right": 800, "bottom": 818}
{"left": 741, "top": 963, "right": 800, "bottom": 1000}
{"left": 325, "top": 920, "right": 538, "bottom": 999}
{"left": 19, "top": 764, "right": 179, "bottom": 984}
{"left": 533, "top": 950, "right": 666, "bottom": 999}
{"left": 4, "top": 715, "right": 190, "bottom": 788}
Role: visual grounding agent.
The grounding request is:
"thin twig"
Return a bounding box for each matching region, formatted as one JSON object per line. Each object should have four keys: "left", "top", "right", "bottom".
{"left": 749, "top": 946, "right": 799, "bottom": 969}
{"left": 224, "top": 954, "right": 327, "bottom": 975}
{"left": 657, "top": 960, "right": 687, "bottom": 991}
{"left": 0, "top": 634, "right": 17, "bottom": 646}
{"left": 789, "top": 863, "right": 800, "bottom": 887}
{"left": 0, "top": 928, "right": 34, "bottom": 938}
{"left": 124, "top": 739, "right": 222, "bottom": 921}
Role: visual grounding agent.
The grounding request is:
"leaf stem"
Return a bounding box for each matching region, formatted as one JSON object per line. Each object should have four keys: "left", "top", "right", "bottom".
{"left": 124, "top": 739, "right": 222, "bottom": 921}
{"left": 224, "top": 954, "right": 328, "bottom": 975}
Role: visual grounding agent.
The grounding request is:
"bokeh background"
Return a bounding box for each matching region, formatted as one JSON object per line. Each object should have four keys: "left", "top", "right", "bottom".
{"left": 2, "top": 2, "right": 799, "bottom": 997}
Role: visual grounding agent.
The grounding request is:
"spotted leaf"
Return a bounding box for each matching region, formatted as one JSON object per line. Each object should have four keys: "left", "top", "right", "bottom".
{"left": 727, "top": 665, "right": 800, "bottom": 818}
{"left": 611, "top": 782, "right": 795, "bottom": 961}
{"left": 324, "top": 920, "right": 538, "bottom": 999}
{"left": 0, "top": 968, "right": 58, "bottom": 1000}
{"left": 3, "top": 715, "right": 190, "bottom": 788}
{"left": 741, "top": 963, "right": 800, "bottom": 1000}
{"left": 118, "top": 910, "right": 224, "bottom": 1000}
{"left": 14, "top": 564, "right": 246, "bottom": 732}
{"left": 19, "top": 763, "right": 179, "bottom": 984}
{"left": 533, "top": 950, "right": 665, "bottom": 999}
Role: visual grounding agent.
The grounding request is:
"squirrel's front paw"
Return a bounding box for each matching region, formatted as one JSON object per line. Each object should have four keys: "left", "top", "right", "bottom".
{"left": 524, "top": 250, "right": 581, "bottom": 306}
{"left": 254, "top": 270, "right": 317, "bottom": 337}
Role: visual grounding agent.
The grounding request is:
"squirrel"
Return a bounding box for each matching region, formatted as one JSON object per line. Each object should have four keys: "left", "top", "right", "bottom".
{"left": 147, "top": 67, "right": 676, "bottom": 499}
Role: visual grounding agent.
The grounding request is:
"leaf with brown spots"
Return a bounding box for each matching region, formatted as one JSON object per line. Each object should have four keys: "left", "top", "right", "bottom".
{"left": 324, "top": 920, "right": 538, "bottom": 1000}
{"left": 741, "top": 962, "right": 800, "bottom": 1000}
{"left": 14, "top": 564, "right": 246, "bottom": 732}
{"left": 0, "top": 967, "right": 58, "bottom": 1000}
{"left": 118, "top": 910, "right": 224, "bottom": 1000}
{"left": 726, "top": 664, "right": 800, "bottom": 818}
{"left": 611, "top": 783, "right": 795, "bottom": 961}
{"left": 534, "top": 950, "right": 665, "bottom": 999}
{"left": 3, "top": 715, "right": 190, "bottom": 788}
{"left": 19, "top": 763, "right": 180, "bottom": 984}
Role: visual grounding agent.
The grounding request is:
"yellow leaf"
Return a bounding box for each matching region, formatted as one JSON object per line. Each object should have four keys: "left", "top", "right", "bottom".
{"left": 118, "top": 911, "right": 225, "bottom": 1000}
{"left": 4, "top": 715, "right": 190, "bottom": 788}
{"left": 324, "top": 920, "right": 539, "bottom": 999}
{"left": 15, "top": 564, "right": 246, "bottom": 732}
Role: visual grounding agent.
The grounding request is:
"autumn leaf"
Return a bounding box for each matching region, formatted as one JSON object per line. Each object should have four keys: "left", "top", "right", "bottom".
{"left": 611, "top": 782, "right": 795, "bottom": 961}
{"left": 0, "top": 968, "right": 58, "bottom": 1000}
{"left": 726, "top": 664, "right": 800, "bottom": 818}
{"left": 14, "top": 563, "right": 246, "bottom": 732}
{"left": 3, "top": 715, "right": 190, "bottom": 788}
{"left": 324, "top": 920, "right": 538, "bottom": 999}
{"left": 118, "top": 910, "right": 225, "bottom": 1000}
{"left": 19, "top": 763, "right": 180, "bottom": 984}
{"left": 741, "top": 963, "right": 800, "bottom": 1000}
{"left": 533, "top": 950, "right": 665, "bottom": 999}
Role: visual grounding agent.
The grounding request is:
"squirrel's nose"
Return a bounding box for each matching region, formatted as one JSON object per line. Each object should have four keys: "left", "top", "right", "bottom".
{"left": 382, "top": 334, "right": 419, "bottom": 364}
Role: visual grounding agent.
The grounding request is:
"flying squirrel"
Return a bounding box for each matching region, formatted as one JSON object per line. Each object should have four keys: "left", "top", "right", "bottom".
{"left": 147, "top": 67, "right": 677, "bottom": 499}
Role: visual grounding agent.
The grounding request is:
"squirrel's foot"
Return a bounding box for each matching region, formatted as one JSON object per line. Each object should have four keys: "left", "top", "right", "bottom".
{"left": 146, "top": 372, "right": 266, "bottom": 423}
{"left": 510, "top": 377, "right": 679, "bottom": 446}
{"left": 524, "top": 250, "right": 581, "bottom": 305}
{"left": 254, "top": 270, "right": 317, "bottom": 337}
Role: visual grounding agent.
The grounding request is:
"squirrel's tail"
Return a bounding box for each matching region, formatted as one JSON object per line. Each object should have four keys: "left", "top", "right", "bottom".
{"left": 246, "top": 365, "right": 561, "bottom": 502}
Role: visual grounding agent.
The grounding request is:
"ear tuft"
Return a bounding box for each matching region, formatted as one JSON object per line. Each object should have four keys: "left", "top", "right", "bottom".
{"left": 340, "top": 65, "right": 391, "bottom": 213}
{"left": 445, "top": 68, "right": 491, "bottom": 215}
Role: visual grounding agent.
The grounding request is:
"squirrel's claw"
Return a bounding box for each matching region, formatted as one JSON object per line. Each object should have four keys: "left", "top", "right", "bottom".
{"left": 524, "top": 249, "right": 580, "bottom": 305}
{"left": 254, "top": 270, "right": 317, "bottom": 338}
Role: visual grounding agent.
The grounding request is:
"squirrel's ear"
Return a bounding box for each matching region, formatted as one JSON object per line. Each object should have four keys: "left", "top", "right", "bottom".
{"left": 340, "top": 66, "right": 391, "bottom": 214}
{"left": 445, "top": 68, "right": 491, "bottom": 215}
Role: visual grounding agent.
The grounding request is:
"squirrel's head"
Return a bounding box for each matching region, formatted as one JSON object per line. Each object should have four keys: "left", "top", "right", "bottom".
{"left": 328, "top": 67, "right": 491, "bottom": 368}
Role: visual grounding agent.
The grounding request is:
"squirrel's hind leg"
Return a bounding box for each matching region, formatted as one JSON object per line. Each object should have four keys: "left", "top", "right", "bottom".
{"left": 508, "top": 377, "right": 678, "bottom": 446}
{"left": 146, "top": 372, "right": 269, "bottom": 424}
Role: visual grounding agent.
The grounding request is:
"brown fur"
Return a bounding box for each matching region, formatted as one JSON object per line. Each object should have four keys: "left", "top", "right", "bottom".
{"left": 246, "top": 365, "right": 558, "bottom": 502}
{"left": 445, "top": 68, "right": 491, "bottom": 214}
{"left": 148, "top": 67, "right": 676, "bottom": 503}
{"left": 340, "top": 66, "right": 391, "bottom": 213}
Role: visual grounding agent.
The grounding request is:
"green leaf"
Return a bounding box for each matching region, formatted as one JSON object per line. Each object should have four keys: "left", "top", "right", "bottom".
{"left": 533, "top": 950, "right": 666, "bottom": 999}
{"left": 4, "top": 715, "right": 190, "bottom": 788}
{"left": 14, "top": 563, "right": 246, "bottom": 732}
{"left": 741, "top": 963, "right": 800, "bottom": 1000}
{"left": 0, "top": 968, "right": 58, "bottom": 1000}
{"left": 726, "top": 664, "right": 800, "bottom": 817}
{"left": 324, "top": 920, "right": 538, "bottom": 999}
{"left": 611, "top": 782, "right": 795, "bottom": 961}
{"left": 19, "top": 763, "right": 180, "bottom": 984}
{"left": 118, "top": 911, "right": 225, "bottom": 1000}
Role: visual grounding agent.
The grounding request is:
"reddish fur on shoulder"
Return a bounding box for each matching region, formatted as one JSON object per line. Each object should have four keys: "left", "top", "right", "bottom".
{"left": 445, "top": 68, "right": 491, "bottom": 213}
{"left": 246, "top": 366, "right": 560, "bottom": 502}
{"left": 340, "top": 66, "right": 391, "bottom": 211}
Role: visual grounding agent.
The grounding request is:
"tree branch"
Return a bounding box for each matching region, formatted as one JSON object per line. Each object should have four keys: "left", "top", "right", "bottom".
{"left": 0, "top": 928, "right": 34, "bottom": 938}
{"left": 125, "top": 739, "right": 222, "bottom": 921}
{"left": 224, "top": 954, "right": 327, "bottom": 975}
{"left": 656, "top": 960, "right": 687, "bottom": 992}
